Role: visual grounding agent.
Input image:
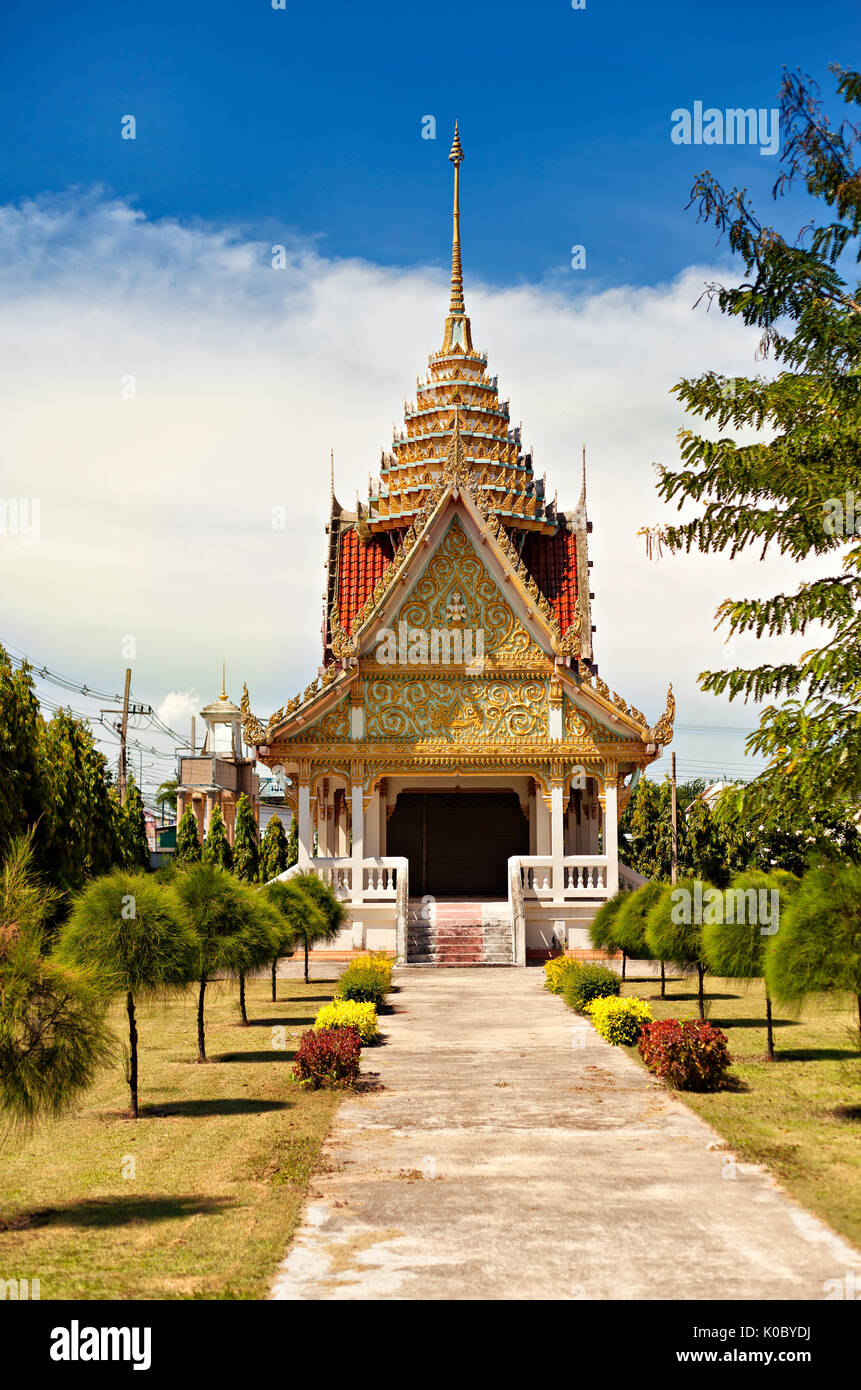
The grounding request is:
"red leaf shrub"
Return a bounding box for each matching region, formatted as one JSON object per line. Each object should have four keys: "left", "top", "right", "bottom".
{"left": 638, "top": 1018, "right": 731, "bottom": 1091}
{"left": 292, "top": 1025, "right": 361, "bottom": 1089}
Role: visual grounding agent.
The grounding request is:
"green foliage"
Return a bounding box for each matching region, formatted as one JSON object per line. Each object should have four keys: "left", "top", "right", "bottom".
{"left": 0, "top": 835, "right": 114, "bottom": 1122}
{"left": 286, "top": 815, "right": 298, "bottom": 869}
{"left": 264, "top": 878, "right": 322, "bottom": 957}
{"left": 119, "top": 778, "right": 150, "bottom": 871}
{"left": 202, "top": 805, "right": 232, "bottom": 871}
{"left": 765, "top": 861, "right": 861, "bottom": 1041}
{"left": 711, "top": 784, "right": 861, "bottom": 875}
{"left": 561, "top": 962, "right": 621, "bottom": 1012}
{"left": 336, "top": 959, "right": 389, "bottom": 1006}
{"left": 585, "top": 995, "right": 652, "bottom": 1046}
{"left": 171, "top": 862, "right": 253, "bottom": 980}
{"left": 613, "top": 880, "right": 667, "bottom": 959}
{"left": 543, "top": 954, "right": 581, "bottom": 995}
{"left": 702, "top": 870, "right": 799, "bottom": 981}
{"left": 155, "top": 779, "right": 178, "bottom": 813}
{"left": 232, "top": 794, "right": 259, "bottom": 883}
{"left": 59, "top": 871, "right": 197, "bottom": 999}
{"left": 589, "top": 893, "right": 626, "bottom": 952}
{"left": 175, "top": 806, "right": 202, "bottom": 864}
{"left": 259, "top": 814, "right": 289, "bottom": 881}
{"left": 651, "top": 65, "right": 861, "bottom": 816}
{"left": 0, "top": 650, "right": 43, "bottom": 861}
{"left": 645, "top": 879, "right": 711, "bottom": 970}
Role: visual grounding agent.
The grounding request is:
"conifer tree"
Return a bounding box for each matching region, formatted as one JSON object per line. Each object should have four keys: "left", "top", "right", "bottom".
{"left": 202, "top": 804, "right": 232, "bottom": 871}
{"left": 232, "top": 793, "right": 259, "bottom": 883}
{"left": 286, "top": 815, "right": 298, "bottom": 869}
{"left": 175, "top": 806, "right": 202, "bottom": 864}
{"left": 259, "top": 813, "right": 289, "bottom": 881}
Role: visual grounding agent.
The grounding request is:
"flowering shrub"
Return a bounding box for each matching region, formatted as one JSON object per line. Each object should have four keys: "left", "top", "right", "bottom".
{"left": 292, "top": 1026, "right": 362, "bottom": 1089}
{"left": 313, "top": 998, "right": 380, "bottom": 1044}
{"left": 355, "top": 952, "right": 394, "bottom": 988}
{"left": 336, "top": 958, "right": 390, "bottom": 1005}
{"left": 585, "top": 995, "right": 652, "bottom": 1045}
{"left": 543, "top": 955, "right": 581, "bottom": 995}
{"left": 638, "top": 1018, "right": 731, "bottom": 1091}
{"left": 562, "top": 963, "right": 621, "bottom": 1012}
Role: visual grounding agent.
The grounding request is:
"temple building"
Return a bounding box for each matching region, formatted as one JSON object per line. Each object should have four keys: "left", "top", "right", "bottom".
{"left": 241, "top": 126, "right": 673, "bottom": 965}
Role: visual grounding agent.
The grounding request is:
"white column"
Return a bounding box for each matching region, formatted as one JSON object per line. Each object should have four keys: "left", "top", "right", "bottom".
{"left": 604, "top": 780, "right": 619, "bottom": 897}
{"left": 551, "top": 780, "right": 565, "bottom": 904}
{"left": 298, "top": 781, "right": 312, "bottom": 868}
{"left": 365, "top": 789, "right": 380, "bottom": 857}
{"left": 351, "top": 777, "right": 364, "bottom": 906}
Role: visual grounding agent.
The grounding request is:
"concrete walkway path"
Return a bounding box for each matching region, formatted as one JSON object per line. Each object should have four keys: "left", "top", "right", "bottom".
{"left": 271, "top": 968, "right": 860, "bottom": 1300}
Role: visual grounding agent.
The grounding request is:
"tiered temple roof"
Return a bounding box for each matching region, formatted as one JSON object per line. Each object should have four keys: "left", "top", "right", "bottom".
{"left": 323, "top": 124, "right": 592, "bottom": 662}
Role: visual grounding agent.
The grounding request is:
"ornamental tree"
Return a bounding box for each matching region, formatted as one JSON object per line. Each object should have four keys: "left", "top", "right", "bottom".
{"left": 119, "top": 777, "right": 150, "bottom": 871}
{"left": 648, "top": 65, "right": 861, "bottom": 823}
{"left": 765, "top": 861, "right": 861, "bottom": 1048}
{"left": 259, "top": 814, "right": 289, "bottom": 882}
{"left": 232, "top": 793, "right": 259, "bottom": 883}
{"left": 291, "top": 872, "right": 347, "bottom": 983}
{"left": 58, "top": 869, "right": 197, "bottom": 1116}
{"left": 702, "top": 869, "right": 799, "bottom": 1060}
{"left": 0, "top": 835, "right": 114, "bottom": 1123}
{"left": 645, "top": 877, "right": 713, "bottom": 1019}
{"left": 171, "top": 862, "right": 260, "bottom": 1061}
{"left": 264, "top": 879, "right": 323, "bottom": 1000}
{"left": 202, "top": 805, "right": 232, "bottom": 871}
{"left": 588, "top": 893, "right": 627, "bottom": 977}
{"left": 613, "top": 880, "right": 668, "bottom": 997}
{"left": 175, "top": 806, "right": 202, "bottom": 864}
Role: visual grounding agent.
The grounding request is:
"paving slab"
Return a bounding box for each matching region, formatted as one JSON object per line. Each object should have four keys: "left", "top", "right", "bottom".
{"left": 271, "top": 967, "right": 861, "bottom": 1301}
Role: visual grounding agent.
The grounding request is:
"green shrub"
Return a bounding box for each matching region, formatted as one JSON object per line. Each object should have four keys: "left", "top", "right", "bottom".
{"left": 562, "top": 962, "right": 620, "bottom": 1012}
{"left": 585, "top": 995, "right": 652, "bottom": 1045}
{"left": 336, "top": 959, "right": 389, "bottom": 1006}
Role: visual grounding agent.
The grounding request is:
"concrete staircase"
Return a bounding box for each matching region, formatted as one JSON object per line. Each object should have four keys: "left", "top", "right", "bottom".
{"left": 406, "top": 899, "right": 514, "bottom": 967}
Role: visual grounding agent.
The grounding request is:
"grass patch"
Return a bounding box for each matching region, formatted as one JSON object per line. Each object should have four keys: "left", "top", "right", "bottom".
{"left": 620, "top": 974, "right": 861, "bottom": 1247}
{"left": 0, "top": 977, "right": 342, "bottom": 1299}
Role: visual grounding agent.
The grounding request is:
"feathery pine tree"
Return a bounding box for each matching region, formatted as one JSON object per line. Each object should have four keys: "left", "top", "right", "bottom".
{"left": 232, "top": 793, "right": 259, "bottom": 883}
{"left": 0, "top": 835, "right": 114, "bottom": 1122}
{"left": 259, "top": 813, "right": 289, "bottom": 881}
{"left": 175, "top": 806, "right": 202, "bottom": 864}
{"left": 651, "top": 65, "right": 861, "bottom": 819}
{"left": 202, "top": 804, "right": 232, "bottom": 871}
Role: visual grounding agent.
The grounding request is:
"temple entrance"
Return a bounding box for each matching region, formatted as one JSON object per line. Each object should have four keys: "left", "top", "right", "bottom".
{"left": 387, "top": 790, "right": 528, "bottom": 898}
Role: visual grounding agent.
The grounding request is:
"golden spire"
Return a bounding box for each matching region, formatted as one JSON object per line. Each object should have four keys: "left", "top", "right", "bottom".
{"left": 441, "top": 123, "right": 473, "bottom": 355}
{"left": 449, "top": 123, "right": 465, "bottom": 315}
{"left": 220, "top": 661, "right": 226, "bottom": 700}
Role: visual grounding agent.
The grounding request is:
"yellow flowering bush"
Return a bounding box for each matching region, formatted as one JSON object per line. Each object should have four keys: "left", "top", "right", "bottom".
{"left": 313, "top": 999, "right": 380, "bottom": 1044}
{"left": 543, "top": 954, "right": 580, "bottom": 995}
{"left": 584, "top": 995, "right": 652, "bottom": 1046}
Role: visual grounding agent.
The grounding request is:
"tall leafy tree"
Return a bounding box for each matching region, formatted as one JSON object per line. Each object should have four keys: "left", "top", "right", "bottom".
{"left": 291, "top": 872, "right": 347, "bottom": 983}
{"left": 646, "top": 878, "right": 713, "bottom": 1019}
{"left": 202, "top": 804, "right": 232, "bottom": 871}
{"left": 58, "top": 870, "right": 196, "bottom": 1116}
{"left": 286, "top": 815, "right": 298, "bottom": 869}
{"left": 155, "top": 779, "right": 178, "bottom": 816}
{"left": 649, "top": 65, "right": 861, "bottom": 821}
{"left": 119, "top": 777, "right": 150, "bottom": 870}
{"left": 232, "top": 793, "right": 259, "bottom": 883}
{"left": 0, "top": 649, "right": 43, "bottom": 862}
{"left": 171, "top": 862, "right": 260, "bottom": 1061}
{"left": 0, "top": 835, "right": 114, "bottom": 1122}
{"left": 175, "top": 806, "right": 202, "bottom": 864}
{"left": 39, "top": 709, "right": 123, "bottom": 895}
{"left": 613, "top": 880, "right": 668, "bottom": 997}
{"left": 264, "top": 879, "right": 321, "bottom": 1001}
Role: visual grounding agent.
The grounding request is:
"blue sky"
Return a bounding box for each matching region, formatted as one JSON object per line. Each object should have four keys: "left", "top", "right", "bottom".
{"left": 2, "top": 0, "right": 856, "bottom": 289}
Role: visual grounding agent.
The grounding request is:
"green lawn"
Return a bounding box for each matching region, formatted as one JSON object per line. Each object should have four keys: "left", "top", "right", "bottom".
{"left": 0, "top": 977, "right": 342, "bottom": 1299}
{"left": 619, "top": 973, "right": 861, "bottom": 1248}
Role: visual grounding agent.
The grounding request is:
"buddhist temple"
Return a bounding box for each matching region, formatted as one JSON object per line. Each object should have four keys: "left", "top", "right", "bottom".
{"left": 176, "top": 670, "right": 259, "bottom": 844}
{"left": 241, "top": 126, "right": 673, "bottom": 964}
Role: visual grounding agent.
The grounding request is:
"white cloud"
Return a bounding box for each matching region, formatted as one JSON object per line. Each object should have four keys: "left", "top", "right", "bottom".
{"left": 156, "top": 689, "right": 202, "bottom": 738}
{"left": 0, "top": 190, "right": 822, "bottom": 786}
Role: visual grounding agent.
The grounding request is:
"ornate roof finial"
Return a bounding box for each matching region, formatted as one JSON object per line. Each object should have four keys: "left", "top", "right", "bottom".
{"left": 220, "top": 661, "right": 227, "bottom": 700}
{"left": 449, "top": 122, "right": 465, "bottom": 316}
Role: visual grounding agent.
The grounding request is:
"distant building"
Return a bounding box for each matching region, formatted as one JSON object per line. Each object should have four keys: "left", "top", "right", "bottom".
{"left": 176, "top": 674, "right": 259, "bottom": 844}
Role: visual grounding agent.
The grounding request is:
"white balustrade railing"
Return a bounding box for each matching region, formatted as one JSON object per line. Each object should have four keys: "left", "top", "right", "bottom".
{"left": 276, "top": 856, "right": 406, "bottom": 907}
{"left": 517, "top": 855, "right": 611, "bottom": 900}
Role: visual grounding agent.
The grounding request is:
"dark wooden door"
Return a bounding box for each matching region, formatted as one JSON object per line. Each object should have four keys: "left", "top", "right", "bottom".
{"left": 387, "top": 791, "right": 528, "bottom": 898}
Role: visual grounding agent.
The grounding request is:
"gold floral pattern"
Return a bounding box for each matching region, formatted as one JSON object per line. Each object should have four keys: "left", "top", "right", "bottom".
{"left": 364, "top": 673, "right": 548, "bottom": 743}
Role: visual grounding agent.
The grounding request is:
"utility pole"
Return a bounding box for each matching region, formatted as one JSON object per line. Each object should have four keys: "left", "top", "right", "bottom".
{"left": 100, "top": 668, "right": 145, "bottom": 806}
